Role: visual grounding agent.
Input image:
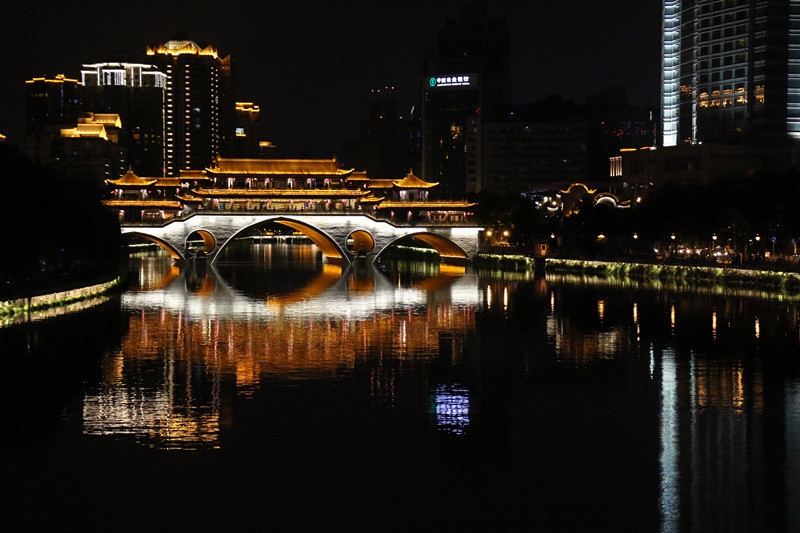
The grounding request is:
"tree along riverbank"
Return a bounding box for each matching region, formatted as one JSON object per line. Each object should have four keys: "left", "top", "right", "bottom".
{"left": 546, "top": 258, "right": 800, "bottom": 293}
{"left": 0, "top": 277, "right": 120, "bottom": 319}
{"left": 0, "top": 143, "right": 121, "bottom": 301}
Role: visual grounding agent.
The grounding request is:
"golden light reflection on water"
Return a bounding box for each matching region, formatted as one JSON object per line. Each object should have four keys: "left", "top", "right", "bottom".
{"left": 92, "top": 255, "right": 782, "bottom": 456}
{"left": 692, "top": 361, "right": 760, "bottom": 415}
{"left": 85, "top": 257, "right": 476, "bottom": 449}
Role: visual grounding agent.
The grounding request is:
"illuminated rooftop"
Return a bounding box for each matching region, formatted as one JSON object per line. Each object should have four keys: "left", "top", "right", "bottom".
{"left": 147, "top": 38, "right": 219, "bottom": 59}
{"left": 106, "top": 168, "right": 158, "bottom": 187}
{"left": 192, "top": 188, "right": 370, "bottom": 198}
{"left": 208, "top": 157, "right": 354, "bottom": 176}
{"left": 102, "top": 199, "right": 182, "bottom": 208}
{"left": 152, "top": 178, "right": 181, "bottom": 187}
{"left": 25, "top": 74, "right": 81, "bottom": 85}
{"left": 376, "top": 200, "right": 476, "bottom": 209}
{"left": 79, "top": 113, "right": 122, "bottom": 128}
{"left": 559, "top": 183, "right": 597, "bottom": 195}
{"left": 392, "top": 170, "right": 437, "bottom": 189}
{"left": 179, "top": 170, "right": 211, "bottom": 180}
{"left": 82, "top": 62, "right": 156, "bottom": 69}
{"left": 61, "top": 123, "right": 109, "bottom": 140}
{"left": 236, "top": 102, "right": 260, "bottom": 113}
{"left": 367, "top": 179, "right": 396, "bottom": 189}
{"left": 348, "top": 171, "right": 369, "bottom": 181}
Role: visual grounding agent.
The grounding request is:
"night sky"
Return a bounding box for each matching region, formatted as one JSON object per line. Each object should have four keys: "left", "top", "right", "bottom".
{"left": 1, "top": 0, "right": 661, "bottom": 157}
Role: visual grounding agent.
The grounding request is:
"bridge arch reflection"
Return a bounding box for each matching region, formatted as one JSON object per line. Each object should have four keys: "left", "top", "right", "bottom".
{"left": 125, "top": 259, "right": 478, "bottom": 320}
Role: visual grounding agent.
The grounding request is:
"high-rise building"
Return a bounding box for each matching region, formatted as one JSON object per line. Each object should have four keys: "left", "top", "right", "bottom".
{"left": 356, "top": 87, "right": 419, "bottom": 180}
{"left": 661, "top": 1, "right": 800, "bottom": 147}
{"left": 26, "top": 112, "right": 127, "bottom": 185}
{"left": 80, "top": 62, "right": 166, "bottom": 176}
{"left": 481, "top": 96, "right": 588, "bottom": 196}
{"left": 147, "top": 34, "right": 233, "bottom": 176}
{"left": 422, "top": 0, "right": 510, "bottom": 198}
{"left": 587, "top": 87, "right": 656, "bottom": 180}
{"left": 233, "top": 102, "right": 261, "bottom": 158}
{"left": 25, "top": 74, "right": 82, "bottom": 135}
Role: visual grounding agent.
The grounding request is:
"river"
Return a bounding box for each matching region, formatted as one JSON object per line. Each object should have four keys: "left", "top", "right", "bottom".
{"left": 2, "top": 243, "right": 799, "bottom": 531}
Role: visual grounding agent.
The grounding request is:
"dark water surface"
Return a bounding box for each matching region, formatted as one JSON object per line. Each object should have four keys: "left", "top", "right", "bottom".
{"left": 2, "top": 244, "right": 800, "bottom": 531}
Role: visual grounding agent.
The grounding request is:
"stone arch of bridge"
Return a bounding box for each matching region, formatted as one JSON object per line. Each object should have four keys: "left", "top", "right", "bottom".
{"left": 124, "top": 231, "right": 185, "bottom": 261}
{"left": 213, "top": 216, "right": 347, "bottom": 264}
{"left": 186, "top": 229, "right": 217, "bottom": 254}
{"left": 375, "top": 231, "right": 470, "bottom": 263}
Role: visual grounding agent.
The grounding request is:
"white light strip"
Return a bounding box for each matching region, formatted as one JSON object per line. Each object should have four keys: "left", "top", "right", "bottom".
{"left": 662, "top": 0, "right": 681, "bottom": 146}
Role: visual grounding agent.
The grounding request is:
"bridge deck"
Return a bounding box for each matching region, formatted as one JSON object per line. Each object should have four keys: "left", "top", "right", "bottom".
{"left": 121, "top": 211, "right": 482, "bottom": 265}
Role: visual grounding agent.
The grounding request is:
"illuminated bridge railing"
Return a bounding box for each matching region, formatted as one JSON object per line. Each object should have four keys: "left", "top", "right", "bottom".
{"left": 121, "top": 209, "right": 478, "bottom": 228}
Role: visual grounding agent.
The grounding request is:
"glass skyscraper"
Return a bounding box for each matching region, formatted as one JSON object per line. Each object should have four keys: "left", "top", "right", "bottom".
{"left": 661, "top": 0, "right": 800, "bottom": 147}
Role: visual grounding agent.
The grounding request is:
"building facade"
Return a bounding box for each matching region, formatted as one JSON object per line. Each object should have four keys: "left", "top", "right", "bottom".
{"left": 26, "top": 112, "right": 128, "bottom": 185}
{"left": 233, "top": 102, "right": 262, "bottom": 158}
{"left": 422, "top": 0, "right": 510, "bottom": 198}
{"left": 661, "top": 0, "right": 800, "bottom": 147}
{"left": 80, "top": 62, "right": 166, "bottom": 176}
{"left": 25, "top": 74, "right": 82, "bottom": 135}
{"left": 147, "top": 35, "right": 234, "bottom": 176}
{"left": 352, "top": 87, "right": 419, "bottom": 180}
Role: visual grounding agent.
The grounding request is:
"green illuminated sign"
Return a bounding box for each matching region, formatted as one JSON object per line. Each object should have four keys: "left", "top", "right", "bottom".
{"left": 428, "top": 75, "right": 473, "bottom": 88}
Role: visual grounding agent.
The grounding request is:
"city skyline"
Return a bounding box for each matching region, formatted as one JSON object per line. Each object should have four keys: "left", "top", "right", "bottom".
{"left": 1, "top": 0, "right": 660, "bottom": 157}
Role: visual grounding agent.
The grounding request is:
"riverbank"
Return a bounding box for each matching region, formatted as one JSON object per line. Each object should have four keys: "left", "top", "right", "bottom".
{"left": 0, "top": 277, "right": 121, "bottom": 319}
{"left": 473, "top": 253, "right": 534, "bottom": 272}
{"left": 546, "top": 258, "right": 800, "bottom": 293}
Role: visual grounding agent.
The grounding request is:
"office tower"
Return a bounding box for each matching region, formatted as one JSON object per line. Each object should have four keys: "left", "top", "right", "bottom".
{"left": 25, "top": 74, "right": 82, "bottom": 135}
{"left": 233, "top": 102, "right": 261, "bottom": 158}
{"left": 422, "top": 0, "right": 510, "bottom": 197}
{"left": 480, "top": 96, "right": 588, "bottom": 196}
{"left": 661, "top": 0, "right": 800, "bottom": 147}
{"left": 57, "top": 113, "right": 127, "bottom": 184}
{"left": 81, "top": 62, "right": 166, "bottom": 176}
{"left": 587, "top": 87, "right": 656, "bottom": 180}
{"left": 26, "top": 111, "right": 127, "bottom": 185}
{"left": 354, "top": 87, "right": 418, "bottom": 180}
{"left": 147, "top": 34, "right": 233, "bottom": 176}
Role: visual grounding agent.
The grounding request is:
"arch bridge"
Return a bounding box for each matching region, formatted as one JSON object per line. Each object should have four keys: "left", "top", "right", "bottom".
{"left": 121, "top": 213, "right": 481, "bottom": 265}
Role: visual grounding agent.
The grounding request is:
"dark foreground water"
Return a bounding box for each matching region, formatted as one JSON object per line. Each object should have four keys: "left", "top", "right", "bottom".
{"left": 2, "top": 244, "right": 800, "bottom": 531}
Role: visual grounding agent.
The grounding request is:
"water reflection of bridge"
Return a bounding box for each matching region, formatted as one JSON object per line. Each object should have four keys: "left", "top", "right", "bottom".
{"left": 85, "top": 262, "right": 480, "bottom": 449}
{"left": 122, "top": 262, "right": 482, "bottom": 319}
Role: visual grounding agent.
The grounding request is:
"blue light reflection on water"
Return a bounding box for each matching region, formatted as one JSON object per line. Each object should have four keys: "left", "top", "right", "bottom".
{"left": 432, "top": 384, "right": 471, "bottom": 435}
